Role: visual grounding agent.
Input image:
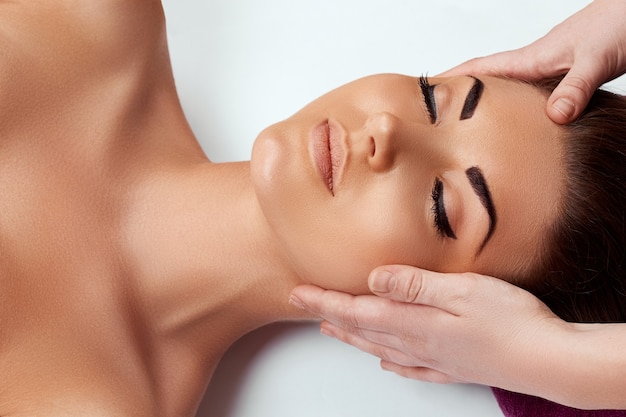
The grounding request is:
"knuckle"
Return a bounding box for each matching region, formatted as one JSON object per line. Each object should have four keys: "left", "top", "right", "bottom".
{"left": 378, "top": 348, "right": 415, "bottom": 368}
{"left": 338, "top": 304, "right": 360, "bottom": 329}
{"left": 404, "top": 367, "right": 452, "bottom": 384}
{"left": 401, "top": 269, "right": 424, "bottom": 303}
{"left": 396, "top": 313, "right": 424, "bottom": 342}
{"left": 374, "top": 346, "right": 394, "bottom": 363}
{"left": 441, "top": 272, "right": 475, "bottom": 305}
{"left": 560, "top": 75, "right": 594, "bottom": 99}
{"left": 427, "top": 371, "right": 455, "bottom": 385}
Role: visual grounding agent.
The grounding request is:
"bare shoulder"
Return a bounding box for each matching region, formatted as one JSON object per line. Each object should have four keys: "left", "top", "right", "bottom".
{"left": 1, "top": 405, "right": 156, "bottom": 417}
{"left": 0, "top": 0, "right": 170, "bottom": 130}
{"left": 0, "top": 0, "right": 166, "bottom": 65}
{"left": 5, "top": 411, "right": 146, "bottom": 417}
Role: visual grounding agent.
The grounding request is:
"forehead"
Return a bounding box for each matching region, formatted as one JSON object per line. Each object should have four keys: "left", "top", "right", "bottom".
{"left": 467, "top": 77, "right": 566, "bottom": 278}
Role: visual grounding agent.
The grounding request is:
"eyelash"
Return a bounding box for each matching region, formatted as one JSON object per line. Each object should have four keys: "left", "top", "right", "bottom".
{"left": 431, "top": 178, "right": 457, "bottom": 239}
{"left": 419, "top": 75, "right": 437, "bottom": 123}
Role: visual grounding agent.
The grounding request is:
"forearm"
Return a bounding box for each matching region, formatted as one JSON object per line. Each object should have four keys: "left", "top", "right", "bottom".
{"left": 533, "top": 322, "right": 626, "bottom": 410}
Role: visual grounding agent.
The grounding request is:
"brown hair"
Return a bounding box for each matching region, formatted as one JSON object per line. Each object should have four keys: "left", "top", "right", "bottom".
{"left": 524, "top": 79, "right": 626, "bottom": 323}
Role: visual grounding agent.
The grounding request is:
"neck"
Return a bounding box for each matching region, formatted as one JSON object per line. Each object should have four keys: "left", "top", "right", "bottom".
{"left": 123, "top": 160, "right": 311, "bottom": 377}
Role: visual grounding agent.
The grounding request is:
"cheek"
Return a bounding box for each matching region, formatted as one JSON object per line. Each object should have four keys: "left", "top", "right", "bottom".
{"left": 296, "top": 186, "right": 440, "bottom": 294}
{"left": 252, "top": 131, "right": 442, "bottom": 295}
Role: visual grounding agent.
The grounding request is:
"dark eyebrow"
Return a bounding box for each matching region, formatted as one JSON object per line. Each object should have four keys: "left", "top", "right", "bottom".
{"left": 465, "top": 166, "right": 496, "bottom": 254}
{"left": 460, "top": 76, "right": 484, "bottom": 120}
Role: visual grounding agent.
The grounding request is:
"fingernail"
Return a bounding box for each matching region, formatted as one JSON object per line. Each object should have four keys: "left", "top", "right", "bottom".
{"left": 289, "top": 295, "right": 306, "bottom": 310}
{"left": 369, "top": 270, "right": 395, "bottom": 293}
{"left": 553, "top": 97, "right": 575, "bottom": 119}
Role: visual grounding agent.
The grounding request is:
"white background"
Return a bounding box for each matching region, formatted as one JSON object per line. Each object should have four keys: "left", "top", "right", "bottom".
{"left": 158, "top": 1, "right": 624, "bottom": 416}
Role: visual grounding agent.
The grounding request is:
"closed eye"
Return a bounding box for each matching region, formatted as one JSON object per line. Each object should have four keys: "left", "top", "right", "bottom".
{"left": 431, "top": 178, "right": 457, "bottom": 239}
{"left": 419, "top": 76, "right": 437, "bottom": 124}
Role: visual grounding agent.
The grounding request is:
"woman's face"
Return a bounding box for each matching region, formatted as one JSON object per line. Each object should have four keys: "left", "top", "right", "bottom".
{"left": 251, "top": 74, "right": 564, "bottom": 293}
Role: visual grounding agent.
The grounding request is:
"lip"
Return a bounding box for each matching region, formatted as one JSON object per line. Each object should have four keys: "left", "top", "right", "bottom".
{"left": 309, "top": 119, "right": 345, "bottom": 195}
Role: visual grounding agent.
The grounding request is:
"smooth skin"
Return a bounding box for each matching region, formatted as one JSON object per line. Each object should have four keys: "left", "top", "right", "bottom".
{"left": 290, "top": 0, "right": 626, "bottom": 410}
{"left": 0, "top": 1, "right": 570, "bottom": 415}
{"left": 253, "top": 74, "right": 565, "bottom": 293}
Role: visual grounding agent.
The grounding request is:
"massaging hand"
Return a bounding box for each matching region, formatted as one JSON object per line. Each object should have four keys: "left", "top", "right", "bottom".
{"left": 290, "top": 266, "right": 567, "bottom": 393}
{"left": 441, "top": 0, "right": 626, "bottom": 124}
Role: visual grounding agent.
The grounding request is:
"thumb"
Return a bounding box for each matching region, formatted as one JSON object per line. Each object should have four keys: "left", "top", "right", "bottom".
{"left": 368, "top": 266, "right": 497, "bottom": 314}
{"left": 368, "top": 265, "right": 429, "bottom": 304}
{"left": 547, "top": 63, "right": 604, "bottom": 124}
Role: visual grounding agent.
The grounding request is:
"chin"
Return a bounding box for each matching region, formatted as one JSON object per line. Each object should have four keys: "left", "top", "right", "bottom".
{"left": 250, "top": 124, "right": 309, "bottom": 255}
{"left": 251, "top": 124, "right": 373, "bottom": 297}
{"left": 251, "top": 125, "right": 282, "bottom": 190}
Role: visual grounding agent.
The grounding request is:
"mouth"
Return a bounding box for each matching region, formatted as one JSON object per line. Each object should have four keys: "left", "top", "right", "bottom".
{"left": 309, "top": 119, "right": 344, "bottom": 195}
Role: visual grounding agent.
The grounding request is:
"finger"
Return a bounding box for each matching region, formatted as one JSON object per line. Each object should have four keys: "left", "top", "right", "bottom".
{"left": 438, "top": 47, "right": 544, "bottom": 79}
{"left": 290, "top": 284, "right": 445, "bottom": 335}
{"left": 290, "top": 284, "right": 399, "bottom": 331}
{"left": 368, "top": 266, "right": 493, "bottom": 315}
{"left": 438, "top": 52, "right": 517, "bottom": 78}
{"left": 380, "top": 360, "right": 459, "bottom": 384}
{"left": 546, "top": 62, "right": 605, "bottom": 124}
{"left": 320, "top": 321, "right": 422, "bottom": 368}
{"left": 321, "top": 319, "right": 405, "bottom": 350}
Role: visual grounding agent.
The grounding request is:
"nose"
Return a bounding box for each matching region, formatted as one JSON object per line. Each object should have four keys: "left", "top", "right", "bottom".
{"left": 364, "top": 112, "right": 400, "bottom": 172}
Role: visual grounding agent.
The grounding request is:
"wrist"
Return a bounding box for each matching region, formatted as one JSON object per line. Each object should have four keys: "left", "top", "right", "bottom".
{"left": 536, "top": 321, "right": 626, "bottom": 409}
{"left": 507, "top": 317, "right": 574, "bottom": 400}
{"left": 533, "top": 320, "right": 587, "bottom": 405}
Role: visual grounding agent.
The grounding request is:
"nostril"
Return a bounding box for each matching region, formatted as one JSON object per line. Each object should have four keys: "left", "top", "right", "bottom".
{"left": 369, "top": 137, "right": 376, "bottom": 158}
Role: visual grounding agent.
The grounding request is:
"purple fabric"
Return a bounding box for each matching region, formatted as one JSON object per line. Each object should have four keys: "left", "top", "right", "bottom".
{"left": 492, "top": 387, "right": 626, "bottom": 417}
